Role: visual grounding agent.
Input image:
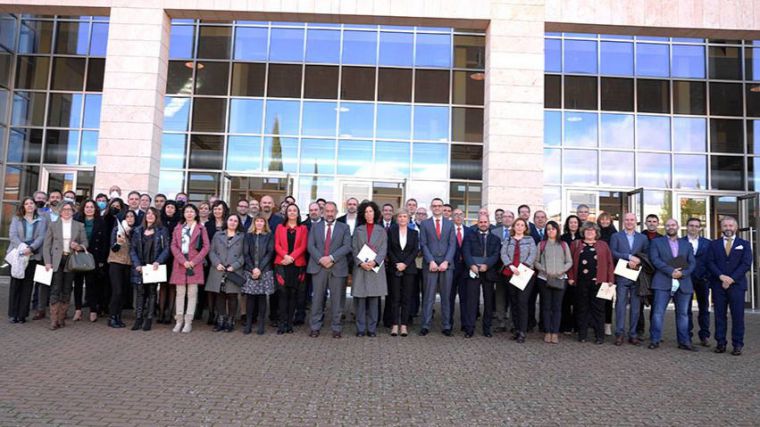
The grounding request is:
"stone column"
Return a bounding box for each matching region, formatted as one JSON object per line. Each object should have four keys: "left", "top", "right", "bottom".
{"left": 482, "top": 0, "right": 545, "bottom": 212}
{"left": 94, "top": 6, "right": 169, "bottom": 195}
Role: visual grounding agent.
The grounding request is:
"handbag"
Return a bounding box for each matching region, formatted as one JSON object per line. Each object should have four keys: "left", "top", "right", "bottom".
{"left": 225, "top": 270, "right": 246, "bottom": 286}
{"left": 546, "top": 276, "right": 566, "bottom": 290}
{"left": 66, "top": 250, "right": 96, "bottom": 272}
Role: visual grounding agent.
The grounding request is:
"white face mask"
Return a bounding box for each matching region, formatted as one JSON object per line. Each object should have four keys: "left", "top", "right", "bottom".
{"left": 110, "top": 191, "right": 120, "bottom": 199}
{"left": 63, "top": 197, "right": 75, "bottom": 204}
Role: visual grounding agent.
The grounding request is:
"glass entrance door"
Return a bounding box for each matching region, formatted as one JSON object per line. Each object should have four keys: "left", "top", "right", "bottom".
{"left": 226, "top": 175, "right": 293, "bottom": 205}
{"left": 674, "top": 193, "right": 710, "bottom": 237}
{"left": 737, "top": 193, "right": 759, "bottom": 309}
{"left": 40, "top": 167, "right": 94, "bottom": 204}
{"left": 625, "top": 188, "right": 644, "bottom": 229}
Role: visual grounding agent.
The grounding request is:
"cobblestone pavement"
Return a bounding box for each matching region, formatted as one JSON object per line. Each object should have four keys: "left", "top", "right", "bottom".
{"left": 0, "top": 280, "right": 759, "bottom": 426}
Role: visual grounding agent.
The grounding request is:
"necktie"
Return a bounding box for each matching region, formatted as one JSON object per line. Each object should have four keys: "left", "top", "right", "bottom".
{"left": 324, "top": 222, "right": 332, "bottom": 256}
{"left": 385, "top": 221, "right": 390, "bottom": 231}
{"left": 481, "top": 232, "right": 487, "bottom": 257}
{"left": 435, "top": 218, "right": 441, "bottom": 239}
{"left": 503, "top": 228, "right": 508, "bottom": 240}
{"left": 725, "top": 237, "right": 733, "bottom": 256}
{"left": 539, "top": 229, "right": 544, "bottom": 239}
{"left": 456, "top": 227, "right": 462, "bottom": 247}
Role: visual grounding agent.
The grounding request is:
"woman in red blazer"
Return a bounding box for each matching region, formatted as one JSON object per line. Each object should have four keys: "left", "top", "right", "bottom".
{"left": 273, "top": 203, "right": 308, "bottom": 334}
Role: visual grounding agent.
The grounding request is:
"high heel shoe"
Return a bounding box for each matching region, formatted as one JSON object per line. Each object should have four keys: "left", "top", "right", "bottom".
{"left": 73, "top": 309, "right": 82, "bottom": 322}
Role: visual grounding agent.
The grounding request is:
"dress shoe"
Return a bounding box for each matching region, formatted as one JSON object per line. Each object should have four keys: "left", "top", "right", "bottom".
{"left": 464, "top": 332, "right": 473, "bottom": 338}
{"left": 142, "top": 319, "right": 152, "bottom": 331}
{"left": 614, "top": 335, "right": 624, "bottom": 346}
{"left": 595, "top": 338, "right": 604, "bottom": 345}
{"left": 243, "top": 326, "right": 252, "bottom": 335}
{"left": 678, "top": 344, "right": 699, "bottom": 352}
{"left": 418, "top": 328, "right": 429, "bottom": 336}
{"left": 285, "top": 327, "right": 294, "bottom": 334}
{"left": 309, "top": 330, "right": 320, "bottom": 338}
{"left": 356, "top": 332, "right": 365, "bottom": 337}
{"left": 578, "top": 337, "right": 587, "bottom": 343}
{"left": 442, "top": 329, "right": 452, "bottom": 337}
{"left": 368, "top": 332, "right": 377, "bottom": 337}
{"left": 516, "top": 335, "right": 526, "bottom": 344}
{"left": 332, "top": 331, "right": 342, "bottom": 338}
{"left": 276, "top": 327, "right": 285, "bottom": 335}
{"left": 715, "top": 345, "right": 726, "bottom": 354}
{"left": 731, "top": 347, "right": 743, "bottom": 356}
{"left": 33, "top": 310, "right": 45, "bottom": 320}
{"left": 483, "top": 331, "right": 493, "bottom": 338}
{"left": 9, "top": 317, "right": 18, "bottom": 324}
{"left": 699, "top": 338, "right": 711, "bottom": 347}
{"left": 628, "top": 337, "right": 641, "bottom": 346}
{"left": 648, "top": 342, "right": 660, "bottom": 350}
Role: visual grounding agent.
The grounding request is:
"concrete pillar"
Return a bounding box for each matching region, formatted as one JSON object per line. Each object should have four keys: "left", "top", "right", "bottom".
{"left": 482, "top": 0, "right": 545, "bottom": 212}
{"left": 94, "top": 6, "right": 169, "bottom": 195}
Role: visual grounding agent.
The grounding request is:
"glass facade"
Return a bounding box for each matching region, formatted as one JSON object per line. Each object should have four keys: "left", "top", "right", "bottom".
{"left": 0, "top": 14, "right": 107, "bottom": 252}
{"left": 161, "top": 20, "right": 485, "bottom": 216}
{"left": 545, "top": 33, "right": 760, "bottom": 221}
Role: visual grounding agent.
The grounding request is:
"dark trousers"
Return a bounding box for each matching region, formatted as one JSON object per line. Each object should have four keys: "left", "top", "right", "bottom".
{"left": 269, "top": 292, "right": 279, "bottom": 322}
{"left": 604, "top": 300, "right": 613, "bottom": 324}
{"left": 507, "top": 279, "right": 534, "bottom": 335}
{"left": 388, "top": 272, "right": 415, "bottom": 326}
{"left": 539, "top": 280, "right": 565, "bottom": 334}
{"left": 215, "top": 291, "right": 239, "bottom": 319}
{"left": 637, "top": 297, "right": 650, "bottom": 335}
{"left": 464, "top": 277, "right": 494, "bottom": 334}
{"left": 50, "top": 256, "right": 75, "bottom": 306}
{"left": 98, "top": 265, "right": 111, "bottom": 315}
{"left": 245, "top": 294, "right": 267, "bottom": 329}
{"left": 108, "top": 263, "right": 131, "bottom": 316}
{"left": 73, "top": 268, "right": 106, "bottom": 313}
{"left": 134, "top": 283, "right": 157, "bottom": 320}
{"left": 576, "top": 279, "right": 605, "bottom": 340}
{"left": 295, "top": 274, "right": 312, "bottom": 324}
{"left": 277, "top": 286, "right": 297, "bottom": 328}
{"left": 449, "top": 264, "right": 467, "bottom": 328}
{"left": 560, "top": 285, "right": 576, "bottom": 332}
{"left": 8, "top": 261, "right": 36, "bottom": 320}
{"left": 73, "top": 273, "right": 85, "bottom": 310}
{"left": 410, "top": 269, "right": 423, "bottom": 317}
{"left": 527, "top": 278, "right": 541, "bottom": 331}
{"left": 688, "top": 277, "right": 711, "bottom": 340}
{"left": 712, "top": 283, "right": 746, "bottom": 348}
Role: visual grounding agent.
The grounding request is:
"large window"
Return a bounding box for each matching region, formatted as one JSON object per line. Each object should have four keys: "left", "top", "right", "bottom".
{"left": 162, "top": 21, "right": 485, "bottom": 210}
{"left": 545, "top": 33, "right": 757, "bottom": 200}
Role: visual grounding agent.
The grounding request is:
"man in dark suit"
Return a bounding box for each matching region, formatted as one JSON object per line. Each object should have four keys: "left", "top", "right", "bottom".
{"left": 304, "top": 202, "right": 323, "bottom": 231}
{"left": 518, "top": 204, "right": 538, "bottom": 239}
{"left": 336, "top": 197, "right": 359, "bottom": 235}
{"left": 683, "top": 217, "right": 712, "bottom": 347}
{"left": 462, "top": 214, "right": 502, "bottom": 337}
{"left": 306, "top": 202, "right": 352, "bottom": 338}
{"left": 636, "top": 214, "right": 663, "bottom": 336}
{"left": 491, "top": 209, "right": 514, "bottom": 332}
{"left": 419, "top": 198, "right": 456, "bottom": 336}
{"left": 707, "top": 216, "right": 753, "bottom": 356}
{"left": 450, "top": 208, "right": 471, "bottom": 332}
{"left": 126, "top": 191, "right": 144, "bottom": 225}
{"left": 610, "top": 212, "right": 649, "bottom": 346}
{"left": 648, "top": 219, "right": 696, "bottom": 350}
{"left": 380, "top": 203, "right": 395, "bottom": 230}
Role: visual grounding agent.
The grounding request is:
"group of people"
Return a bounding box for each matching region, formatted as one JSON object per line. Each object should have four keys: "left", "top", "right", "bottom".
{"left": 5, "top": 189, "right": 752, "bottom": 355}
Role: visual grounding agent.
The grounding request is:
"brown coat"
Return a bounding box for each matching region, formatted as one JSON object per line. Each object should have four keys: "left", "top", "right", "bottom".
{"left": 568, "top": 239, "right": 615, "bottom": 284}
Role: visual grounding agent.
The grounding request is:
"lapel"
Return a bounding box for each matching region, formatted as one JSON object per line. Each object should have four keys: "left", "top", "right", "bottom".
{"left": 315, "top": 221, "right": 326, "bottom": 246}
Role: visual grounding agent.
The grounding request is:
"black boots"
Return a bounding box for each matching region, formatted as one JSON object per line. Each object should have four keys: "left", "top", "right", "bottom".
{"left": 131, "top": 317, "right": 143, "bottom": 331}
{"left": 109, "top": 315, "right": 125, "bottom": 328}
{"left": 143, "top": 290, "right": 155, "bottom": 331}
{"left": 213, "top": 315, "right": 226, "bottom": 332}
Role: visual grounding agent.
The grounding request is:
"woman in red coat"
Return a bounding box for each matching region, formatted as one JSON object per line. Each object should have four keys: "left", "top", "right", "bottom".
{"left": 170, "top": 204, "right": 210, "bottom": 333}
{"left": 273, "top": 203, "right": 308, "bottom": 334}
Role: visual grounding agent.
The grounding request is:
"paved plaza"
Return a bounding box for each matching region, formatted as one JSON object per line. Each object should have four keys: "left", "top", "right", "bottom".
{"left": 0, "top": 280, "right": 758, "bottom": 426}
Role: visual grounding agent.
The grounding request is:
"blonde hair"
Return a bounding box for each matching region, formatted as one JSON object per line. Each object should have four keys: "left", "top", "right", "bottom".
{"left": 248, "top": 214, "right": 271, "bottom": 234}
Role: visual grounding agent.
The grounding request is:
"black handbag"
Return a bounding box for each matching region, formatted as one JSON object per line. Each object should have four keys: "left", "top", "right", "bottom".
{"left": 225, "top": 271, "right": 246, "bottom": 286}
{"left": 546, "top": 276, "right": 566, "bottom": 290}
{"left": 66, "top": 250, "right": 96, "bottom": 272}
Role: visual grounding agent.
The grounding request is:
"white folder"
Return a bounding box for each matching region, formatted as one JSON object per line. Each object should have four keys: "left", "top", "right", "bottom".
{"left": 596, "top": 282, "right": 616, "bottom": 300}
{"left": 142, "top": 264, "right": 167, "bottom": 284}
{"left": 33, "top": 264, "right": 53, "bottom": 286}
{"left": 614, "top": 259, "right": 641, "bottom": 281}
{"left": 509, "top": 263, "right": 534, "bottom": 291}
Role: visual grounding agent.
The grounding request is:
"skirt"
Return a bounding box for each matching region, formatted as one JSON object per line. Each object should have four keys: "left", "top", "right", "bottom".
{"left": 242, "top": 270, "right": 274, "bottom": 296}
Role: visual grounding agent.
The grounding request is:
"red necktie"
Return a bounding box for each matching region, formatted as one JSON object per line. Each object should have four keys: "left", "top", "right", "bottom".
{"left": 435, "top": 218, "right": 441, "bottom": 239}
{"left": 456, "top": 227, "right": 462, "bottom": 247}
{"left": 324, "top": 222, "right": 332, "bottom": 256}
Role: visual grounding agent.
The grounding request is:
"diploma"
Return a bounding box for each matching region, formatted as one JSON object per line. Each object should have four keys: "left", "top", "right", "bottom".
{"left": 142, "top": 264, "right": 167, "bottom": 284}
{"left": 509, "top": 263, "right": 534, "bottom": 291}
{"left": 614, "top": 259, "right": 641, "bottom": 281}
{"left": 33, "top": 264, "right": 53, "bottom": 286}
{"left": 596, "top": 282, "right": 616, "bottom": 300}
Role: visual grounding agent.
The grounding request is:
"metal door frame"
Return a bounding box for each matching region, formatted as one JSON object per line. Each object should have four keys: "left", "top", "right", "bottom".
{"left": 39, "top": 166, "right": 95, "bottom": 194}
{"left": 737, "top": 193, "right": 759, "bottom": 309}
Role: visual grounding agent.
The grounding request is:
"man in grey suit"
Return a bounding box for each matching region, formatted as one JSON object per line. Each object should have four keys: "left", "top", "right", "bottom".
{"left": 419, "top": 198, "right": 457, "bottom": 336}
{"left": 610, "top": 212, "right": 650, "bottom": 346}
{"left": 490, "top": 209, "right": 514, "bottom": 332}
{"left": 307, "top": 201, "right": 352, "bottom": 338}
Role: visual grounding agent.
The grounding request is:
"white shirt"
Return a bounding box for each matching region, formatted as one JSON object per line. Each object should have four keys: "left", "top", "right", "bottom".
{"left": 346, "top": 215, "right": 356, "bottom": 234}
{"left": 61, "top": 219, "right": 72, "bottom": 254}
{"left": 688, "top": 236, "right": 700, "bottom": 255}
{"left": 399, "top": 228, "right": 407, "bottom": 250}
{"left": 383, "top": 220, "right": 392, "bottom": 228}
